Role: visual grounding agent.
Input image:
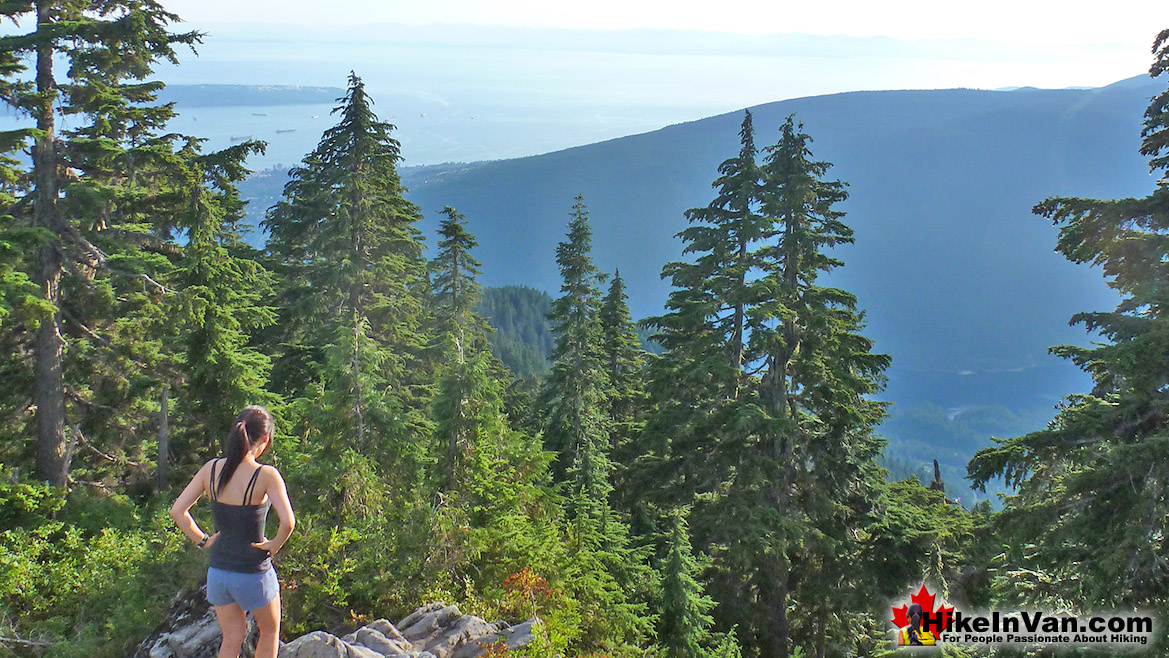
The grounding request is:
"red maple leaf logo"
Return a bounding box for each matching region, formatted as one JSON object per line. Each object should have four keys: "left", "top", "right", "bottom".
{"left": 891, "top": 584, "right": 955, "bottom": 631}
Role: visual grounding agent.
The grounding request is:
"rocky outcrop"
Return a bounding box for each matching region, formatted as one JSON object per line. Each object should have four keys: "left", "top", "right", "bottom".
{"left": 133, "top": 592, "right": 534, "bottom": 658}
{"left": 132, "top": 585, "right": 260, "bottom": 658}
{"left": 280, "top": 604, "right": 534, "bottom": 658}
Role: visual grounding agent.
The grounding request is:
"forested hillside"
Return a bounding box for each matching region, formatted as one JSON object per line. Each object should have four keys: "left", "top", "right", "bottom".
{"left": 2, "top": 5, "right": 1169, "bottom": 658}
{"left": 477, "top": 286, "right": 555, "bottom": 379}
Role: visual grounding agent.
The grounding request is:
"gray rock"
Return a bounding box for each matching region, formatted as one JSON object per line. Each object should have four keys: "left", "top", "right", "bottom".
{"left": 414, "top": 614, "right": 499, "bottom": 658}
{"left": 278, "top": 631, "right": 384, "bottom": 658}
{"left": 399, "top": 604, "right": 464, "bottom": 644}
{"left": 366, "top": 619, "right": 408, "bottom": 643}
{"left": 132, "top": 585, "right": 260, "bottom": 658}
{"left": 497, "top": 620, "right": 536, "bottom": 650}
{"left": 395, "top": 603, "right": 445, "bottom": 632}
{"left": 354, "top": 627, "right": 412, "bottom": 655}
{"left": 137, "top": 597, "right": 533, "bottom": 658}
{"left": 451, "top": 620, "right": 536, "bottom": 658}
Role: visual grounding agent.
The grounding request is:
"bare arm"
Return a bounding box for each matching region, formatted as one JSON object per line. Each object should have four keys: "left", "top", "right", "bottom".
{"left": 252, "top": 467, "right": 295, "bottom": 557}
{"left": 169, "top": 460, "right": 217, "bottom": 548}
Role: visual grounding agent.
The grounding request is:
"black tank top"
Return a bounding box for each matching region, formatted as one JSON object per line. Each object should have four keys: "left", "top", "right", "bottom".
{"left": 208, "top": 459, "right": 273, "bottom": 573}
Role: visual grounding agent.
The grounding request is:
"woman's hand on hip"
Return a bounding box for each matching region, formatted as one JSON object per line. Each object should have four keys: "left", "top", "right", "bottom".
{"left": 251, "top": 536, "right": 279, "bottom": 557}
{"left": 202, "top": 531, "right": 220, "bottom": 550}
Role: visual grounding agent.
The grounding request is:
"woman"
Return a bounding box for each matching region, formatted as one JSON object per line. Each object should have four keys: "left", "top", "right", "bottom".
{"left": 170, "top": 405, "right": 295, "bottom": 658}
{"left": 897, "top": 603, "right": 937, "bottom": 646}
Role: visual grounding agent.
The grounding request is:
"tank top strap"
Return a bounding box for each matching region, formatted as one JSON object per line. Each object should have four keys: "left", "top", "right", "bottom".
{"left": 209, "top": 459, "right": 219, "bottom": 501}
{"left": 243, "top": 465, "right": 264, "bottom": 505}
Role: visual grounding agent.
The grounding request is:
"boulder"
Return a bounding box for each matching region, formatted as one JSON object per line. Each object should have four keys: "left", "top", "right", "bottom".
{"left": 341, "top": 626, "right": 412, "bottom": 655}
{"left": 394, "top": 603, "right": 445, "bottom": 632}
{"left": 411, "top": 614, "right": 499, "bottom": 658}
{"left": 278, "top": 631, "right": 383, "bottom": 658}
{"left": 132, "top": 585, "right": 260, "bottom": 658}
{"left": 451, "top": 619, "right": 537, "bottom": 658}
{"left": 398, "top": 604, "right": 465, "bottom": 644}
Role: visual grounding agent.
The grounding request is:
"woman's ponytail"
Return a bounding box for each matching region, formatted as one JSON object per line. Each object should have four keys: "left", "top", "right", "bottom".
{"left": 217, "top": 406, "right": 275, "bottom": 495}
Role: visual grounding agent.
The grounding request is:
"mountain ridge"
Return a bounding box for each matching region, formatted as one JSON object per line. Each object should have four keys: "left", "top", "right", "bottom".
{"left": 238, "top": 75, "right": 1165, "bottom": 496}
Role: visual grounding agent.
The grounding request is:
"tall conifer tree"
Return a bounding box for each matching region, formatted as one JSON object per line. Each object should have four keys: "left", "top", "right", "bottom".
{"left": 646, "top": 115, "right": 889, "bottom": 658}
{"left": 542, "top": 195, "right": 653, "bottom": 654}
{"left": 600, "top": 269, "right": 646, "bottom": 436}
{"left": 970, "top": 29, "right": 1169, "bottom": 626}
{"left": 260, "top": 73, "right": 435, "bottom": 620}
{"left": 431, "top": 206, "right": 490, "bottom": 364}
{"left": 0, "top": 1, "right": 200, "bottom": 485}
{"left": 170, "top": 141, "right": 278, "bottom": 460}
{"left": 427, "top": 205, "right": 560, "bottom": 603}
{"left": 263, "top": 72, "right": 430, "bottom": 469}
{"left": 659, "top": 510, "right": 718, "bottom": 658}
{"left": 600, "top": 269, "right": 650, "bottom": 524}
{"left": 541, "top": 195, "right": 611, "bottom": 488}
{"left": 639, "top": 111, "right": 766, "bottom": 512}
{"left": 430, "top": 204, "right": 494, "bottom": 492}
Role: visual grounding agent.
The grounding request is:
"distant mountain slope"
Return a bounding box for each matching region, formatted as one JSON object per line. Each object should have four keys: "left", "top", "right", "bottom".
{"left": 239, "top": 77, "right": 1164, "bottom": 497}
{"left": 393, "top": 79, "right": 1160, "bottom": 404}
{"left": 478, "top": 286, "right": 555, "bottom": 379}
{"left": 477, "top": 286, "right": 663, "bottom": 379}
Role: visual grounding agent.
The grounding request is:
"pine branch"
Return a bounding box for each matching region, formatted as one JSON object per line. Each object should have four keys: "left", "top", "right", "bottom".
{"left": 59, "top": 306, "right": 109, "bottom": 346}
{"left": 0, "top": 635, "right": 52, "bottom": 648}
{"left": 99, "top": 226, "right": 183, "bottom": 258}
{"left": 69, "top": 421, "right": 145, "bottom": 468}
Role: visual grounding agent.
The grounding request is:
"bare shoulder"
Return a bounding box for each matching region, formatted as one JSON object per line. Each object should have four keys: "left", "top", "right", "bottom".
{"left": 261, "top": 464, "right": 287, "bottom": 488}
{"left": 193, "top": 458, "right": 216, "bottom": 479}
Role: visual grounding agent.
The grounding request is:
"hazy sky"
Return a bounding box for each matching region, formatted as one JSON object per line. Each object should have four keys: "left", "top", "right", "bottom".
{"left": 8, "top": 2, "right": 1164, "bottom": 164}
{"left": 168, "top": 0, "right": 1159, "bottom": 45}
{"left": 156, "top": 2, "right": 1169, "bottom": 96}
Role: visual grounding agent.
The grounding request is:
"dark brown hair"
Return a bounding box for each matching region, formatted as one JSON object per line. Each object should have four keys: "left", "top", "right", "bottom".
{"left": 217, "top": 405, "right": 275, "bottom": 495}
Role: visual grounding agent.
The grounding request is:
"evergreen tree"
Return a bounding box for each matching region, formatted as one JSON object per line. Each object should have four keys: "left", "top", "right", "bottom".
{"left": 638, "top": 110, "right": 766, "bottom": 514}
{"left": 427, "top": 206, "right": 561, "bottom": 604}
{"left": 430, "top": 204, "right": 504, "bottom": 492}
{"left": 600, "top": 269, "right": 646, "bottom": 436}
{"left": 600, "top": 269, "right": 652, "bottom": 528}
{"left": 0, "top": 1, "right": 201, "bottom": 486}
{"left": 541, "top": 195, "right": 653, "bottom": 654}
{"left": 541, "top": 195, "right": 611, "bottom": 488}
{"left": 0, "top": 67, "right": 52, "bottom": 469}
{"left": 263, "top": 71, "right": 430, "bottom": 468}
{"left": 659, "top": 510, "right": 718, "bottom": 658}
{"left": 259, "top": 73, "right": 438, "bottom": 623}
{"left": 431, "top": 205, "right": 489, "bottom": 364}
{"left": 645, "top": 115, "right": 889, "bottom": 658}
{"left": 969, "top": 29, "right": 1169, "bottom": 624}
{"left": 169, "top": 141, "right": 279, "bottom": 461}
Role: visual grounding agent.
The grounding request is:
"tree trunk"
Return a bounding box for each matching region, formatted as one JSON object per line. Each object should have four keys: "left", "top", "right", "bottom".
{"left": 759, "top": 205, "right": 804, "bottom": 658}
{"left": 157, "top": 383, "right": 170, "bottom": 490}
{"left": 32, "top": 3, "right": 67, "bottom": 487}
{"left": 730, "top": 236, "right": 747, "bottom": 398}
{"left": 816, "top": 607, "right": 827, "bottom": 658}
{"left": 768, "top": 563, "right": 792, "bottom": 658}
{"left": 353, "top": 313, "right": 365, "bottom": 451}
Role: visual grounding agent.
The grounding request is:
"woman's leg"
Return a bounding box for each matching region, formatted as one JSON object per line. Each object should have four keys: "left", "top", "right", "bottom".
{"left": 213, "top": 602, "right": 247, "bottom": 658}
{"left": 251, "top": 593, "right": 281, "bottom": 658}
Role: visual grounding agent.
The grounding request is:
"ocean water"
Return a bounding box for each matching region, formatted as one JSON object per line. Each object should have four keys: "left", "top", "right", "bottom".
{"left": 0, "top": 94, "right": 712, "bottom": 171}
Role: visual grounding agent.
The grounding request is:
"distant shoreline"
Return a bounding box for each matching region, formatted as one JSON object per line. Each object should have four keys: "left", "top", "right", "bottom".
{"left": 157, "top": 83, "right": 346, "bottom": 108}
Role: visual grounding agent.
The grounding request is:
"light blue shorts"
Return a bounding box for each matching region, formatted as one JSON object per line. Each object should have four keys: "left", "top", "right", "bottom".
{"left": 206, "top": 566, "right": 279, "bottom": 611}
